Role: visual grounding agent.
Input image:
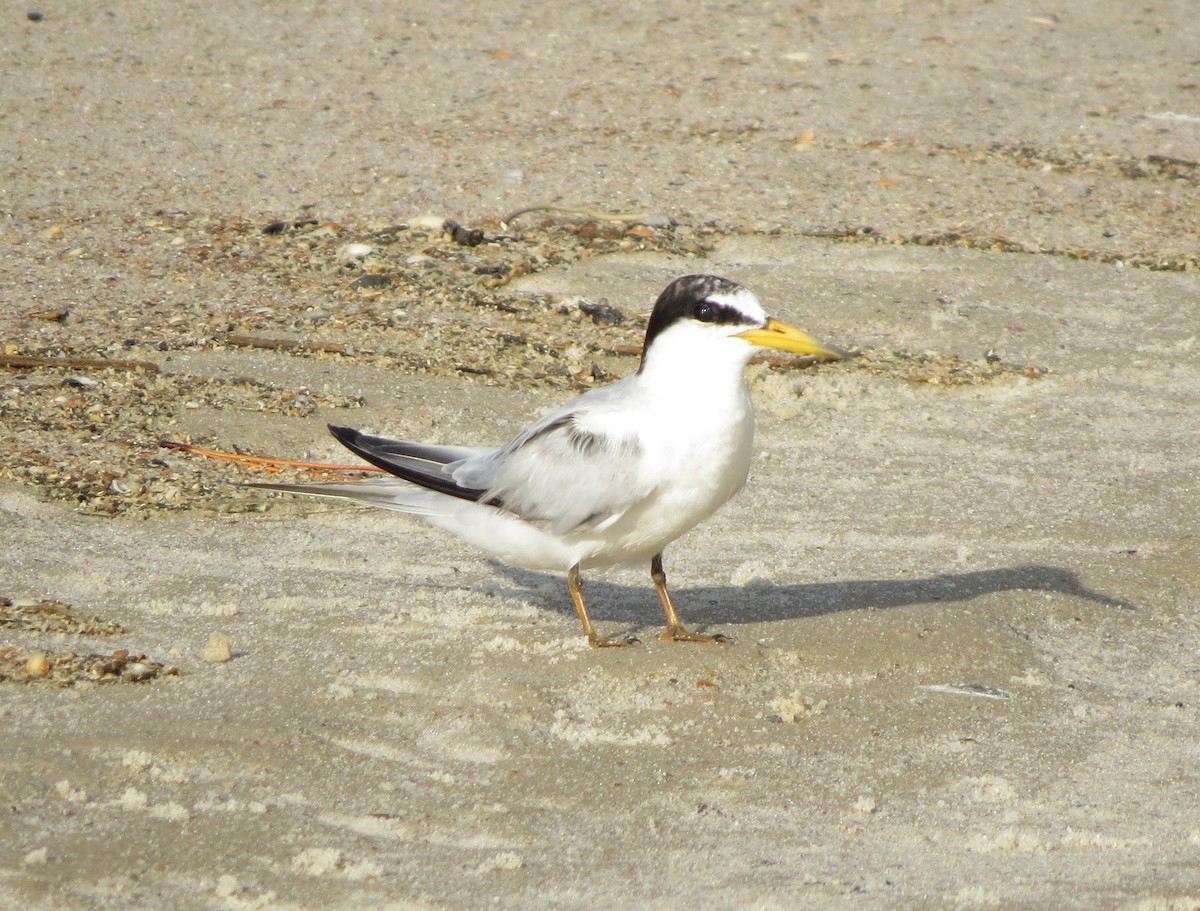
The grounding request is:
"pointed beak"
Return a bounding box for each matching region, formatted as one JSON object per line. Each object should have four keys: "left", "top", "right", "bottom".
{"left": 736, "top": 318, "right": 846, "bottom": 360}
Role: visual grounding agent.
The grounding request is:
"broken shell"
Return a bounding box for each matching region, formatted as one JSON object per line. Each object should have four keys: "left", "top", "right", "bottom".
{"left": 337, "top": 243, "right": 373, "bottom": 262}
{"left": 405, "top": 214, "right": 446, "bottom": 232}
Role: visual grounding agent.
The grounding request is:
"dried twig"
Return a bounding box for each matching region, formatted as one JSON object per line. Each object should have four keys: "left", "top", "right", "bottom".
{"left": 160, "top": 440, "right": 385, "bottom": 475}
{"left": 223, "top": 334, "right": 348, "bottom": 355}
{"left": 0, "top": 354, "right": 159, "bottom": 373}
{"left": 502, "top": 204, "right": 654, "bottom": 224}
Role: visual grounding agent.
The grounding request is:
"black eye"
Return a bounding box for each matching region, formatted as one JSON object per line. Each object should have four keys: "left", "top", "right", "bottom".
{"left": 692, "top": 301, "right": 719, "bottom": 322}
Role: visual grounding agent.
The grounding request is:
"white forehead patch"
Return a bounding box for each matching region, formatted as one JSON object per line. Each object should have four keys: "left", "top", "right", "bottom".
{"left": 708, "top": 286, "right": 767, "bottom": 327}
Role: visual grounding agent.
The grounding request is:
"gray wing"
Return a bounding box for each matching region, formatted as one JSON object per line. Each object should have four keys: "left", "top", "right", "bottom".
{"left": 450, "top": 392, "right": 652, "bottom": 534}
{"left": 257, "top": 402, "right": 653, "bottom": 534}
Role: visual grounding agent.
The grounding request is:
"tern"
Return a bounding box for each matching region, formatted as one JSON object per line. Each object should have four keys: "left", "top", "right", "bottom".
{"left": 254, "top": 274, "right": 843, "bottom": 647}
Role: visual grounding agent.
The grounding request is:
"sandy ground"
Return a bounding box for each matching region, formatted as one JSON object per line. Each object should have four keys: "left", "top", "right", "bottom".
{"left": 3, "top": 3, "right": 1200, "bottom": 909}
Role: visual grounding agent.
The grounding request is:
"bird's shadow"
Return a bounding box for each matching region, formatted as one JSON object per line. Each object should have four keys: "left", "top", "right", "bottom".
{"left": 486, "top": 562, "right": 1136, "bottom": 629}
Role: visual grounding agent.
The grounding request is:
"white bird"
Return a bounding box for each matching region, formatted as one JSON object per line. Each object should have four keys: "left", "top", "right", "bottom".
{"left": 254, "top": 274, "right": 843, "bottom": 647}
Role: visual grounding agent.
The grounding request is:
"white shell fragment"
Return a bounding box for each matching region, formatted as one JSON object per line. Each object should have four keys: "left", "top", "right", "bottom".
{"left": 337, "top": 242, "right": 373, "bottom": 262}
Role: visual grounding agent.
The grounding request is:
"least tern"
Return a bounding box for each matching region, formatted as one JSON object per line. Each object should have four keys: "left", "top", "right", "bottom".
{"left": 254, "top": 274, "right": 843, "bottom": 647}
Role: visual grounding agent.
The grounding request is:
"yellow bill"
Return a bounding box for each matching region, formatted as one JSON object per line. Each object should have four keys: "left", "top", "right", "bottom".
{"left": 736, "top": 318, "right": 846, "bottom": 360}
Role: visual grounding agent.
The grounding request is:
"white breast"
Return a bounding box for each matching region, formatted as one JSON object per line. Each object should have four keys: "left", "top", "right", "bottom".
{"left": 566, "top": 368, "right": 757, "bottom": 569}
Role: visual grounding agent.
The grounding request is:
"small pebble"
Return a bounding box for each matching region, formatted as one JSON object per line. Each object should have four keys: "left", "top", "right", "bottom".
{"left": 637, "top": 213, "right": 675, "bottom": 228}
{"left": 202, "top": 632, "right": 232, "bottom": 663}
{"left": 349, "top": 273, "right": 392, "bottom": 290}
{"left": 852, "top": 796, "right": 879, "bottom": 815}
{"left": 731, "top": 560, "right": 775, "bottom": 589}
{"left": 26, "top": 653, "right": 50, "bottom": 677}
{"left": 578, "top": 299, "right": 625, "bottom": 327}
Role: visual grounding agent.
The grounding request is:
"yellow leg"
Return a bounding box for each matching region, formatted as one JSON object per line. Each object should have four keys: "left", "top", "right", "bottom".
{"left": 651, "top": 553, "right": 730, "bottom": 644}
{"left": 568, "top": 563, "right": 637, "bottom": 648}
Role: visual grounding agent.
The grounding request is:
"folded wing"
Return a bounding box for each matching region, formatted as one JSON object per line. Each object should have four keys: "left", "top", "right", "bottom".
{"left": 450, "top": 405, "right": 650, "bottom": 535}
{"left": 253, "top": 414, "right": 652, "bottom": 536}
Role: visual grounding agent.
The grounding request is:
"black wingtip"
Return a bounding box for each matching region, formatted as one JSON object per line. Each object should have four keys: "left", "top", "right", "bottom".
{"left": 327, "top": 424, "right": 357, "bottom": 444}
{"left": 326, "top": 424, "right": 385, "bottom": 472}
{"left": 323, "top": 424, "right": 488, "bottom": 504}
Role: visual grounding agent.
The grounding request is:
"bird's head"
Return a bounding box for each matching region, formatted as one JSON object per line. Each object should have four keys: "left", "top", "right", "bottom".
{"left": 639, "top": 274, "right": 844, "bottom": 373}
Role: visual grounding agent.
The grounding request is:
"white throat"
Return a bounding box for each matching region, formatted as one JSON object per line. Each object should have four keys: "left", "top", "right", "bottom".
{"left": 639, "top": 320, "right": 758, "bottom": 391}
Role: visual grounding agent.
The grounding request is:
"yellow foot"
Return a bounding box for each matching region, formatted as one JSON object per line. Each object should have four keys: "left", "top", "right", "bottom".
{"left": 658, "top": 626, "right": 732, "bottom": 644}
{"left": 588, "top": 633, "right": 641, "bottom": 649}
